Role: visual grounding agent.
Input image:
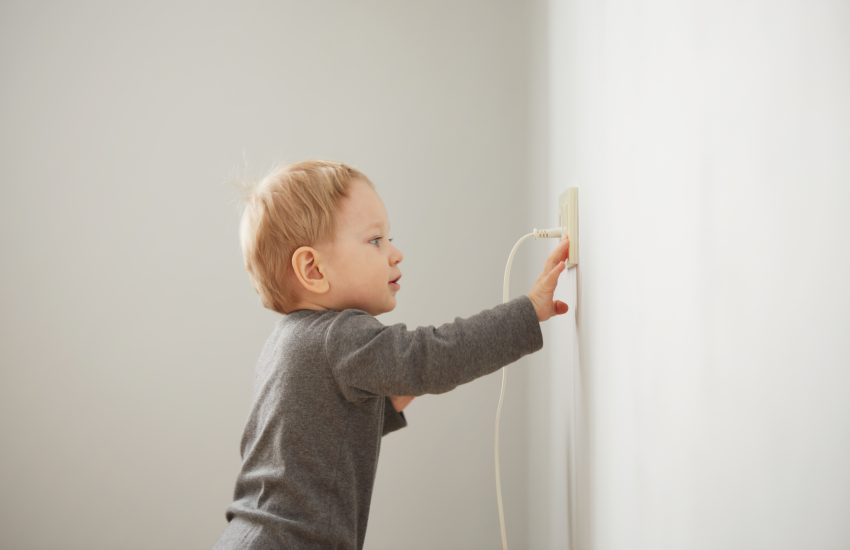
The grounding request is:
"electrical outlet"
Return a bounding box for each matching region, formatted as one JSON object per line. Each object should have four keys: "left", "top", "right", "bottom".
{"left": 558, "top": 187, "right": 579, "bottom": 268}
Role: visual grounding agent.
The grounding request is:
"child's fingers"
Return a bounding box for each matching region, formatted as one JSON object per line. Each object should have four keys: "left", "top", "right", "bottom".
{"left": 390, "top": 395, "right": 415, "bottom": 412}
{"left": 545, "top": 260, "right": 566, "bottom": 287}
{"left": 544, "top": 238, "right": 570, "bottom": 273}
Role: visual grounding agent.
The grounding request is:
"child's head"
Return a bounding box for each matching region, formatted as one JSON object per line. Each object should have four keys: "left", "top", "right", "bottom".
{"left": 238, "top": 159, "right": 404, "bottom": 316}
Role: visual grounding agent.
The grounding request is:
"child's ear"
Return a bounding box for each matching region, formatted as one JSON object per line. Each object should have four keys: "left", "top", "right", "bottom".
{"left": 291, "top": 246, "right": 330, "bottom": 294}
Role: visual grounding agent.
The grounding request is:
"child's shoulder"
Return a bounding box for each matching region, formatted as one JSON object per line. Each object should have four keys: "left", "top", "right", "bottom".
{"left": 278, "top": 307, "right": 383, "bottom": 341}
{"left": 261, "top": 308, "right": 388, "bottom": 372}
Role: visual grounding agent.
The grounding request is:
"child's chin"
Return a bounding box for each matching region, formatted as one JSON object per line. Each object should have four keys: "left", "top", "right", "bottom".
{"left": 381, "top": 299, "right": 397, "bottom": 314}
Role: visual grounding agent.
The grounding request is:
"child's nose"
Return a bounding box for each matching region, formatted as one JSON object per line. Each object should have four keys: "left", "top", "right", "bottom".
{"left": 391, "top": 245, "right": 403, "bottom": 264}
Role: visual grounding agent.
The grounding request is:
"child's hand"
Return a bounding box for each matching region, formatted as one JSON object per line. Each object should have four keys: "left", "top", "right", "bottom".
{"left": 527, "top": 236, "right": 570, "bottom": 322}
{"left": 390, "top": 395, "right": 414, "bottom": 412}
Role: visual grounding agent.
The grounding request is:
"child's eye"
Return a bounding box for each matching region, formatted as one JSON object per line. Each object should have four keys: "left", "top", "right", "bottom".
{"left": 369, "top": 237, "right": 394, "bottom": 246}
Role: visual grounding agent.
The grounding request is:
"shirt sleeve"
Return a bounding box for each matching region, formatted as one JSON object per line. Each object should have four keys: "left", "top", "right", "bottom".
{"left": 324, "top": 295, "right": 544, "bottom": 402}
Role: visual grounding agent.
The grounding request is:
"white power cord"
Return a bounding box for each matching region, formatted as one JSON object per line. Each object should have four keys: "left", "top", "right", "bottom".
{"left": 495, "top": 227, "right": 565, "bottom": 550}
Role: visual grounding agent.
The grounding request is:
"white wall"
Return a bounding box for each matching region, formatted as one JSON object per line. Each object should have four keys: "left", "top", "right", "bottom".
{"left": 525, "top": 0, "right": 577, "bottom": 548}
{"left": 0, "top": 2, "right": 539, "bottom": 548}
{"left": 8, "top": 2, "right": 844, "bottom": 548}
{"left": 532, "top": 0, "right": 850, "bottom": 548}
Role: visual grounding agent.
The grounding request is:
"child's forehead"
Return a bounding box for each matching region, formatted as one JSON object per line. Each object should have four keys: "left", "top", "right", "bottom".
{"left": 340, "top": 182, "right": 391, "bottom": 232}
{"left": 363, "top": 220, "right": 390, "bottom": 232}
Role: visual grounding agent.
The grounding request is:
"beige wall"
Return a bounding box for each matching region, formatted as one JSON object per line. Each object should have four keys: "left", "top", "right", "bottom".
{"left": 0, "top": 2, "right": 542, "bottom": 548}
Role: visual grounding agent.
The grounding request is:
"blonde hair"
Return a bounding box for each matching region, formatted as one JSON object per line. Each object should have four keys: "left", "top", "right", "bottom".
{"left": 234, "top": 159, "right": 374, "bottom": 314}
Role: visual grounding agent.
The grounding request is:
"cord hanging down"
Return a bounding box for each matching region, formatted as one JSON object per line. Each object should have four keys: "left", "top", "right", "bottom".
{"left": 495, "top": 228, "right": 565, "bottom": 550}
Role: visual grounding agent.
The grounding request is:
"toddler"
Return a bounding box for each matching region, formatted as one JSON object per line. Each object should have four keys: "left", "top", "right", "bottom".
{"left": 213, "top": 160, "right": 569, "bottom": 549}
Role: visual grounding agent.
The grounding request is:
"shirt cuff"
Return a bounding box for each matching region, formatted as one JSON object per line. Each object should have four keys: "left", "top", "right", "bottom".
{"left": 382, "top": 397, "right": 408, "bottom": 436}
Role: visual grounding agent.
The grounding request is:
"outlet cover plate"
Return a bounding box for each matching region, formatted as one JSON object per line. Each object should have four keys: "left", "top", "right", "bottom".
{"left": 558, "top": 187, "right": 578, "bottom": 268}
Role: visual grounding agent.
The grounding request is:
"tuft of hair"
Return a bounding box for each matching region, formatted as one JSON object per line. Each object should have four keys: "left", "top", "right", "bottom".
{"left": 232, "top": 159, "right": 374, "bottom": 314}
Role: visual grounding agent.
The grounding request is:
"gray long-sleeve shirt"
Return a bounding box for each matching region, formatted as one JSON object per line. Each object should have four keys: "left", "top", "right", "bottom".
{"left": 213, "top": 295, "right": 543, "bottom": 549}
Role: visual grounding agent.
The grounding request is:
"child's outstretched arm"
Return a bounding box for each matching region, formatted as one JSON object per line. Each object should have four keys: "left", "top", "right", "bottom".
{"left": 383, "top": 237, "right": 568, "bottom": 412}
{"left": 325, "top": 236, "right": 569, "bottom": 401}
{"left": 526, "top": 235, "right": 570, "bottom": 321}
